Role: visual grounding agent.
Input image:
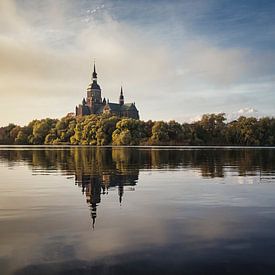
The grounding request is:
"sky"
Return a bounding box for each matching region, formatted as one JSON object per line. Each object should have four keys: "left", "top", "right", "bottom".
{"left": 0, "top": 0, "right": 275, "bottom": 126}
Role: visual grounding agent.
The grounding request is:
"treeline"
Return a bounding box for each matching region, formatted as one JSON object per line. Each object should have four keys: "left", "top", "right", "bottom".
{"left": 0, "top": 113, "right": 275, "bottom": 145}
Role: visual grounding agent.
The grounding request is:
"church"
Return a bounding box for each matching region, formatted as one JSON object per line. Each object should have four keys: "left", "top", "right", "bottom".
{"left": 75, "top": 63, "right": 139, "bottom": 119}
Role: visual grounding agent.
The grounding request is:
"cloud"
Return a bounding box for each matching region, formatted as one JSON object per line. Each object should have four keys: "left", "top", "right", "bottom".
{"left": 237, "top": 107, "right": 258, "bottom": 115}
{"left": 177, "top": 41, "right": 248, "bottom": 87}
{"left": 0, "top": 3, "right": 171, "bottom": 125}
{"left": 176, "top": 40, "right": 275, "bottom": 91}
{"left": 0, "top": 0, "right": 275, "bottom": 126}
{"left": 0, "top": 0, "right": 28, "bottom": 34}
{"left": 226, "top": 107, "right": 263, "bottom": 122}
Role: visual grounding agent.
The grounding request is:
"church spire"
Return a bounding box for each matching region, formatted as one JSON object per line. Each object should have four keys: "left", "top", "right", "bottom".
{"left": 92, "top": 60, "right": 97, "bottom": 81}
{"left": 119, "top": 86, "right": 124, "bottom": 105}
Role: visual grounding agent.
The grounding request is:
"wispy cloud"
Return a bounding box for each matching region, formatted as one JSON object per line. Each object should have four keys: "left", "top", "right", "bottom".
{"left": 0, "top": 0, "right": 275, "bottom": 126}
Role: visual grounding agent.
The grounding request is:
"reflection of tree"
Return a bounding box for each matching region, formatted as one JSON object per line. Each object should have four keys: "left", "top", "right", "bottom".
{"left": 1, "top": 147, "right": 275, "bottom": 226}
{"left": 1, "top": 148, "right": 275, "bottom": 178}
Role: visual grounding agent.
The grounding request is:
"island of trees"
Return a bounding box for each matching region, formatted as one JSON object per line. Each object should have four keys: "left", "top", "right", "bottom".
{"left": 0, "top": 113, "right": 275, "bottom": 146}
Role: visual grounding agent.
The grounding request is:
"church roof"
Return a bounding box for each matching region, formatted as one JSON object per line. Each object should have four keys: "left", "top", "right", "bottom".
{"left": 121, "top": 103, "right": 137, "bottom": 111}
{"left": 95, "top": 105, "right": 105, "bottom": 114}
{"left": 106, "top": 102, "right": 137, "bottom": 112}
{"left": 106, "top": 103, "right": 121, "bottom": 112}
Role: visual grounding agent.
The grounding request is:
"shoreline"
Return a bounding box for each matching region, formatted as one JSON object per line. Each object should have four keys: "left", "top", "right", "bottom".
{"left": 1, "top": 145, "right": 275, "bottom": 149}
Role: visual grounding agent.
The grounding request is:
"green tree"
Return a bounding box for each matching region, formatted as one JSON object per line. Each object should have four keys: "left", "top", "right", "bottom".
{"left": 112, "top": 118, "right": 146, "bottom": 145}
{"left": 150, "top": 121, "right": 169, "bottom": 144}
{"left": 96, "top": 116, "right": 119, "bottom": 145}
{"left": 28, "top": 118, "right": 57, "bottom": 144}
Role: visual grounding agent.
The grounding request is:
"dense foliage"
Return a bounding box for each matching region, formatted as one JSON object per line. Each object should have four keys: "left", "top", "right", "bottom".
{"left": 0, "top": 113, "right": 275, "bottom": 145}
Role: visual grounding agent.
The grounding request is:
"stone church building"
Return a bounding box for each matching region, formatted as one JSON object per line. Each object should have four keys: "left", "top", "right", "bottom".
{"left": 75, "top": 63, "right": 139, "bottom": 119}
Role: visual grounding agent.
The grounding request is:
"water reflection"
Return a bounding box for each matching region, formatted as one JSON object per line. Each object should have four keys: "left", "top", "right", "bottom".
{"left": 1, "top": 147, "right": 275, "bottom": 275}
{"left": 1, "top": 147, "right": 275, "bottom": 177}
{"left": 1, "top": 147, "right": 275, "bottom": 229}
{"left": 77, "top": 170, "right": 138, "bottom": 229}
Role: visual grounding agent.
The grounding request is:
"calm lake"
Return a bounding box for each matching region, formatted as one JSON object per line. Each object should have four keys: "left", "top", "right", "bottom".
{"left": 1, "top": 147, "right": 275, "bottom": 275}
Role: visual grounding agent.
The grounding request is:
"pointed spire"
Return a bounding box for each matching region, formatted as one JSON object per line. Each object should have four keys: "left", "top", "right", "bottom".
{"left": 119, "top": 86, "right": 124, "bottom": 105}
{"left": 93, "top": 60, "right": 96, "bottom": 74}
{"left": 92, "top": 59, "right": 97, "bottom": 81}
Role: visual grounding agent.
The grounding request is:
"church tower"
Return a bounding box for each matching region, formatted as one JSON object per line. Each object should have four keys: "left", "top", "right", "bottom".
{"left": 86, "top": 61, "right": 102, "bottom": 111}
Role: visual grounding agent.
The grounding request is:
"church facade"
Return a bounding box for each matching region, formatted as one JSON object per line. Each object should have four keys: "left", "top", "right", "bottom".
{"left": 75, "top": 63, "right": 139, "bottom": 119}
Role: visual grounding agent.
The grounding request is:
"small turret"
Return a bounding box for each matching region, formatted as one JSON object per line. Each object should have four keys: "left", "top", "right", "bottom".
{"left": 119, "top": 86, "right": 124, "bottom": 105}
{"left": 102, "top": 97, "right": 106, "bottom": 105}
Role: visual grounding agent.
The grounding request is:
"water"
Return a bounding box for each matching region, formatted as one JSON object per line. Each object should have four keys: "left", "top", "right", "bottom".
{"left": 1, "top": 147, "right": 275, "bottom": 275}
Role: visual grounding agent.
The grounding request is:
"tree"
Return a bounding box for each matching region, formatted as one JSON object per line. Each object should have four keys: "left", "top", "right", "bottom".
{"left": 112, "top": 118, "right": 146, "bottom": 145}
{"left": 167, "top": 120, "right": 184, "bottom": 143}
{"left": 196, "top": 113, "right": 226, "bottom": 144}
{"left": 150, "top": 121, "right": 169, "bottom": 144}
{"left": 15, "top": 130, "right": 29, "bottom": 145}
{"left": 236, "top": 116, "right": 259, "bottom": 145}
{"left": 0, "top": 124, "right": 17, "bottom": 144}
{"left": 96, "top": 116, "right": 119, "bottom": 145}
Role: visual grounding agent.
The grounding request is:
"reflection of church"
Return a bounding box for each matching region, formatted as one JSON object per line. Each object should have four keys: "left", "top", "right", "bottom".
{"left": 75, "top": 171, "right": 138, "bottom": 229}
